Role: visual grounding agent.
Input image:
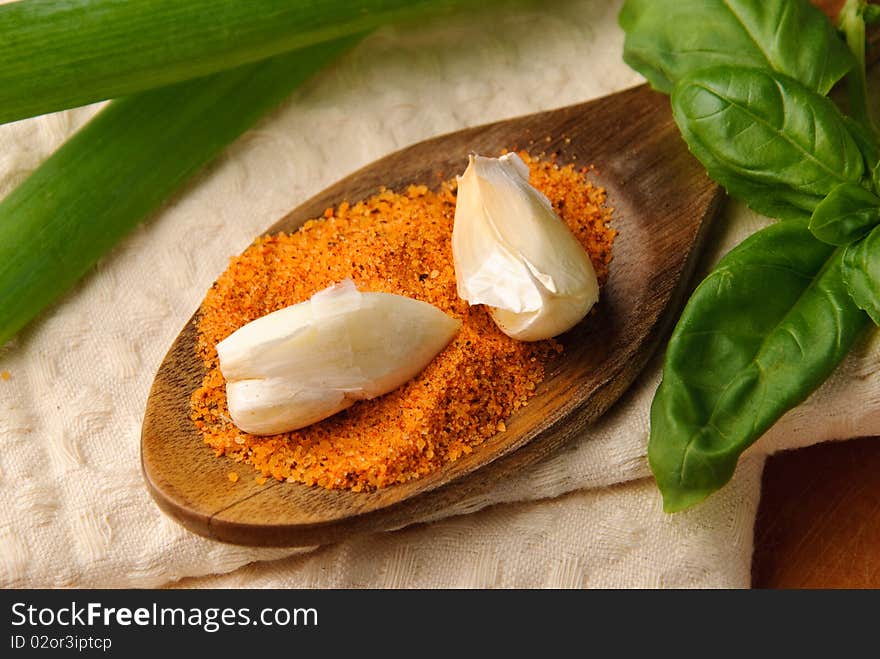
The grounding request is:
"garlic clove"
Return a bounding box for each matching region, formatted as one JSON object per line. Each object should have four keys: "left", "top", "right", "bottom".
{"left": 452, "top": 152, "right": 599, "bottom": 341}
{"left": 224, "top": 379, "right": 348, "bottom": 436}
{"left": 216, "top": 279, "right": 460, "bottom": 435}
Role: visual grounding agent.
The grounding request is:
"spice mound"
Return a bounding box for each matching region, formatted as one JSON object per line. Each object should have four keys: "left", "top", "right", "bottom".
{"left": 190, "top": 153, "right": 615, "bottom": 492}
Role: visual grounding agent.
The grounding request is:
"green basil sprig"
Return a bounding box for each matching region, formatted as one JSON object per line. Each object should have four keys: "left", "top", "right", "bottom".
{"left": 622, "top": 0, "right": 879, "bottom": 511}
{"left": 672, "top": 66, "right": 865, "bottom": 221}
{"left": 619, "top": 0, "right": 853, "bottom": 94}
{"left": 651, "top": 221, "right": 869, "bottom": 512}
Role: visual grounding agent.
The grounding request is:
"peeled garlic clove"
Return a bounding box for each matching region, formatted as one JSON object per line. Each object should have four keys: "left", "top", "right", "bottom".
{"left": 452, "top": 152, "right": 599, "bottom": 341}
{"left": 216, "top": 279, "right": 460, "bottom": 435}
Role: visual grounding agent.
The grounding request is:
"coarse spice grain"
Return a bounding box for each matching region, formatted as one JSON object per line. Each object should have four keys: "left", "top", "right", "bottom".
{"left": 190, "top": 152, "right": 616, "bottom": 492}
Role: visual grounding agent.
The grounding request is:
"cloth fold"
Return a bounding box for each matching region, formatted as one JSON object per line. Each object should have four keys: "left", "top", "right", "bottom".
{"left": 1, "top": 0, "right": 877, "bottom": 589}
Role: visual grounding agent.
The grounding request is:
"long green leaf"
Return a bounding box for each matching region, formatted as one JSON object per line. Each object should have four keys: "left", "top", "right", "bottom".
{"left": 619, "top": 0, "right": 853, "bottom": 94}
{"left": 650, "top": 220, "right": 868, "bottom": 512}
{"left": 843, "top": 224, "right": 880, "bottom": 323}
{"left": 0, "top": 0, "right": 475, "bottom": 125}
{"left": 0, "top": 37, "right": 359, "bottom": 346}
{"left": 672, "top": 66, "right": 865, "bottom": 220}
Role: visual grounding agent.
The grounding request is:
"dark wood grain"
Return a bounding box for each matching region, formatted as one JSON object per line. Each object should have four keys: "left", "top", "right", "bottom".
{"left": 752, "top": 436, "right": 880, "bottom": 589}
{"left": 141, "top": 83, "right": 724, "bottom": 547}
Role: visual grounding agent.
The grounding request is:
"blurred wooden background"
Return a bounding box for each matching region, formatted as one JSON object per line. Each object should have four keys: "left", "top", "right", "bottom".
{"left": 752, "top": 436, "right": 880, "bottom": 588}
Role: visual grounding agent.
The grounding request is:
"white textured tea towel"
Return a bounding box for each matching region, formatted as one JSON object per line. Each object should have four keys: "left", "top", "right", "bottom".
{"left": 1, "top": 0, "right": 878, "bottom": 589}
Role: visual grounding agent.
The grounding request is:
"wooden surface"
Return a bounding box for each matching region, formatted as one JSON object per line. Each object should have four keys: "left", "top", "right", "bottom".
{"left": 752, "top": 436, "right": 880, "bottom": 588}
{"left": 141, "top": 83, "right": 724, "bottom": 547}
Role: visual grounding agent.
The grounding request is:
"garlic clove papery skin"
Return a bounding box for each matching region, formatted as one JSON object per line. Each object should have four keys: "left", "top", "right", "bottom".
{"left": 452, "top": 152, "right": 599, "bottom": 341}
{"left": 216, "top": 279, "right": 460, "bottom": 435}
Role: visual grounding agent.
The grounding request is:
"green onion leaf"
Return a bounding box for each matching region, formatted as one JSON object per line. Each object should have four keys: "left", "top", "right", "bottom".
{"left": 0, "top": 37, "right": 359, "bottom": 346}
{"left": 0, "top": 0, "right": 478, "bottom": 125}
{"left": 809, "top": 182, "right": 880, "bottom": 246}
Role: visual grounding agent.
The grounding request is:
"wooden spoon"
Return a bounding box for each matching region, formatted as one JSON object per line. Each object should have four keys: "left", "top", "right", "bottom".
{"left": 141, "top": 83, "right": 723, "bottom": 547}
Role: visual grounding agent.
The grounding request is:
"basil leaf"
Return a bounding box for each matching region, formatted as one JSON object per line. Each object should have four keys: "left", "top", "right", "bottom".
{"left": 620, "top": 0, "right": 853, "bottom": 94}
{"left": 672, "top": 66, "right": 865, "bottom": 221}
{"left": 843, "top": 225, "right": 880, "bottom": 324}
{"left": 843, "top": 116, "right": 880, "bottom": 175}
{"left": 809, "top": 182, "right": 880, "bottom": 246}
{"left": 650, "top": 220, "right": 869, "bottom": 512}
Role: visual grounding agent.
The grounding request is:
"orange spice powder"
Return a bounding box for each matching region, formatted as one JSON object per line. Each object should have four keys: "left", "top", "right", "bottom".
{"left": 190, "top": 152, "right": 615, "bottom": 492}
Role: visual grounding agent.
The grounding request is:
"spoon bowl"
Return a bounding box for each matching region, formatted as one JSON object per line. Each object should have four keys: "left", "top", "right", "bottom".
{"left": 141, "top": 83, "right": 723, "bottom": 546}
